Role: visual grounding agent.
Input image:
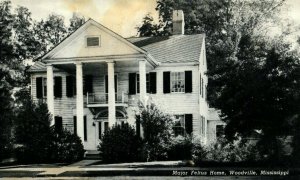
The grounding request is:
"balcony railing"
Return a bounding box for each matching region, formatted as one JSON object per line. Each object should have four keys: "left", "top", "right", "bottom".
{"left": 87, "top": 92, "right": 128, "bottom": 105}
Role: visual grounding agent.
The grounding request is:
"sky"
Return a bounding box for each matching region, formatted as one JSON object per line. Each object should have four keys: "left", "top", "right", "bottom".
{"left": 9, "top": 0, "right": 300, "bottom": 38}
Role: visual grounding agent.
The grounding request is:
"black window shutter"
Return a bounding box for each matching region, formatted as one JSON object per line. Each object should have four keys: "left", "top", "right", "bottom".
{"left": 54, "top": 76, "right": 62, "bottom": 98}
{"left": 200, "top": 74, "right": 202, "bottom": 95}
{"left": 163, "top": 72, "right": 170, "bottom": 93}
{"left": 36, "top": 77, "right": 43, "bottom": 98}
{"left": 54, "top": 116, "right": 63, "bottom": 132}
{"left": 185, "top": 71, "right": 192, "bottom": 93}
{"left": 136, "top": 115, "right": 141, "bottom": 137}
{"left": 84, "top": 116, "right": 87, "bottom": 141}
{"left": 84, "top": 75, "right": 93, "bottom": 95}
{"left": 66, "top": 76, "right": 74, "bottom": 97}
{"left": 115, "top": 75, "right": 117, "bottom": 92}
{"left": 128, "top": 73, "right": 136, "bottom": 95}
{"left": 149, "top": 72, "right": 157, "bottom": 94}
{"left": 105, "top": 76, "right": 108, "bottom": 93}
{"left": 185, "top": 114, "right": 193, "bottom": 135}
{"left": 73, "top": 116, "right": 77, "bottom": 135}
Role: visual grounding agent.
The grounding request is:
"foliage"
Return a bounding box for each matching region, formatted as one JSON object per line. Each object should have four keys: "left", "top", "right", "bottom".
{"left": 192, "top": 137, "right": 261, "bottom": 165}
{"left": 68, "top": 12, "right": 86, "bottom": 33}
{"left": 14, "top": 98, "right": 52, "bottom": 163}
{"left": 98, "top": 123, "right": 142, "bottom": 163}
{"left": 137, "top": 0, "right": 300, "bottom": 147}
{"left": 0, "top": 69, "right": 14, "bottom": 160}
{"left": 48, "top": 128, "right": 84, "bottom": 163}
{"left": 168, "top": 135, "right": 193, "bottom": 160}
{"left": 138, "top": 103, "right": 174, "bottom": 161}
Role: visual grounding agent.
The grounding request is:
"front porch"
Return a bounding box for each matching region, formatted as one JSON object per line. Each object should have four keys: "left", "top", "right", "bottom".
{"left": 45, "top": 56, "right": 154, "bottom": 145}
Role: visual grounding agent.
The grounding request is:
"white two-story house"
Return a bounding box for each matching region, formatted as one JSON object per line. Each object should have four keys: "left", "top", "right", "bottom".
{"left": 29, "top": 10, "right": 220, "bottom": 151}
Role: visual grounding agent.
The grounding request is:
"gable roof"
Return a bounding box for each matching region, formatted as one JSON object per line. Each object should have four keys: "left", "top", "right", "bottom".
{"left": 127, "top": 34, "right": 205, "bottom": 63}
{"left": 41, "top": 18, "right": 149, "bottom": 60}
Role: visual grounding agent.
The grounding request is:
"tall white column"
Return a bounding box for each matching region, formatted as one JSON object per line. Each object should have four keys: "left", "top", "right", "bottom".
{"left": 46, "top": 65, "right": 55, "bottom": 126}
{"left": 139, "top": 60, "right": 147, "bottom": 104}
{"left": 107, "top": 62, "right": 116, "bottom": 127}
{"left": 76, "top": 62, "right": 84, "bottom": 141}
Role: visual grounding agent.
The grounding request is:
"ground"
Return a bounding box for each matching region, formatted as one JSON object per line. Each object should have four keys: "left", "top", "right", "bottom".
{"left": 0, "top": 160, "right": 299, "bottom": 179}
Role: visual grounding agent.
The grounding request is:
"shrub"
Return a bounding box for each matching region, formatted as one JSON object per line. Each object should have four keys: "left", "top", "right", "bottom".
{"left": 192, "top": 137, "right": 260, "bottom": 165}
{"left": 168, "top": 135, "right": 193, "bottom": 160}
{"left": 98, "top": 123, "right": 142, "bottom": 163}
{"left": 138, "top": 102, "right": 174, "bottom": 161}
{"left": 48, "top": 128, "right": 85, "bottom": 163}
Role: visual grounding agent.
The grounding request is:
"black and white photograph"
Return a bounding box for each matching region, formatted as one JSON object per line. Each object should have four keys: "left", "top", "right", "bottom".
{"left": 0, "top": 0, "right": 299, "bottom": 179}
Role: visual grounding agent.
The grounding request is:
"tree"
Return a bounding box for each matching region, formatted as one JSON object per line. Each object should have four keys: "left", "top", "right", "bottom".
{"left": 0, "top": 0, "right": 16, "bottom": 160}
{"left": 14, "top": 97, "right": 52, "bottom": 163}
{"left": 68, "top": 12, "right": 85, "bottom": 33}
{"left": 138, "top": 103, "right": 174, "bottom": 161}
{"left": 33, "top": 14, "right": 68, "bottom": 58}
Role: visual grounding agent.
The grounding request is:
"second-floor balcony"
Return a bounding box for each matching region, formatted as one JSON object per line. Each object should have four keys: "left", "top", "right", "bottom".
{"left": 86, "top": 92, "right": 128, "bottom": 107}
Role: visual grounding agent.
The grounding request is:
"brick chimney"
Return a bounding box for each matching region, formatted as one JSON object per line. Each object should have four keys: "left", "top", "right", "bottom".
{"left": 172, "top": 10, "right": 184, "bottom": 35}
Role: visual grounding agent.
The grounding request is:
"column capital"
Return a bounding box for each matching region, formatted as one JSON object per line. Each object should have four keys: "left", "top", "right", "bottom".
{"left": 75, "top": 61, "right": 83, "bottom": 66}
{"left": 46, "top": 64, "right": 53, "bottom": 67}
{"left": 106, "top": 61, "right": 115, "bottom": 64}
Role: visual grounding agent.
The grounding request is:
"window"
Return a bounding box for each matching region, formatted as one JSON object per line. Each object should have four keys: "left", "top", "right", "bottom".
{"left": 66, "top": 76, "right": 76, "bottom": 97}
{"left": 54, "top": 116, "right": 62, "bottom": 132}
{"left": 86, "top": 37, "right": 100, "bottom": 47}
{"left": 173, "top": 114, "right": 193, "bottom": 136}
{"left": 173, "top": 115, "right": 185, "bottom": 136}
{"left": 216, "top": 125, "right": 225, "bottom": 138}
{"left": 43, "top": 78, "right": 47, "bottom": 98}
{"left": 136, "top": 74, "right": 150, "bottom": 93}
{"left": 171, "top": 72, "right": 185, "bottom": 92}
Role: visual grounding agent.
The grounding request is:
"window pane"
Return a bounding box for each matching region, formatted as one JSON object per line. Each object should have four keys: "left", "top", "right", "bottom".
{"left": 171, "top": 72, "right": 185, "bottom": 92}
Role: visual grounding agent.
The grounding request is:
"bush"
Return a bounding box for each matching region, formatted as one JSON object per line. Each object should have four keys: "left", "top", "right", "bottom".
{"left": 14, "top": 101, "right": 52, "bottom": 163}
{"left": 168, "top": 135, "right": 193, "bottom": 160}
{"left": 192, "top": 137, "right": 260, "bottom": 166}
{"left": 138, "top": 102, "right": 174, "bottom": 161}
{"left": 14, "top": 97, "right": 84, "bottom": 164}
{"left": 47, "top": 128, "right": 85, "bottom": 163}
{"left": 98, "top": 123, "right": 142, "bottom": 163}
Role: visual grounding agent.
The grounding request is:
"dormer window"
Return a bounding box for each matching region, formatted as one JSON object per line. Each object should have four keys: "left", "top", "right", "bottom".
{"left": 86, "top": 36, "right": 100, "bottom": 47}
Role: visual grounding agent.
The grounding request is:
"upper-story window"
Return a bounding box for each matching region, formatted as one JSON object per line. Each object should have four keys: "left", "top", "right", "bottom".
{"left": 86, "top": 36, "right": 100, "bottom": 47}
{"left": 171, "top": 72, "right": 185, "bottom": 93}
{"left": 163, "top": 71, "right": 192, "bottom": 94}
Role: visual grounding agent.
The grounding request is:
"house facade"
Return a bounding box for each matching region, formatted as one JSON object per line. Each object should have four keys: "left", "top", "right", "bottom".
{"left": 29, "top": 10, "right": 221, "bottom": 151}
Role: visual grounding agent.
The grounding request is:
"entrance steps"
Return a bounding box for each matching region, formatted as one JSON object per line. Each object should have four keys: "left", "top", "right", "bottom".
{"left": 84, "top": 150, "right": 101, "bottom": 160}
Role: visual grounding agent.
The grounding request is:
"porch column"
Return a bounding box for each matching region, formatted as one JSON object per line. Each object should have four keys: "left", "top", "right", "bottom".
{"left": 107, "top": 61, "right": 116, "bottom": 127}
{"left": 46, "top": 65, "right": 54, "bottom": 126}
{"left": 76, "top": 62, "right": 84, "bottom": 141}
{"left": 139, "top": 60, "right": 147, "bottom": 104}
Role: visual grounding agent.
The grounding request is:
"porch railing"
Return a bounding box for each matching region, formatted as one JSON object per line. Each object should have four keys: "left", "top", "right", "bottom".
{"left": 87, "top": 92, "right": 128, "bottom": 104}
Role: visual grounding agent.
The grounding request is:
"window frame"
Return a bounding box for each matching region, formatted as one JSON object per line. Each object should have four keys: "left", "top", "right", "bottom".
{"left": 173, "top": 114, "right": 186, "bottom": 136}
{"left": 86, "top": 36, "right": 101, "bottom": 48}
{"left": 170, "top": 71, "right": 185, "bottom": 93}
